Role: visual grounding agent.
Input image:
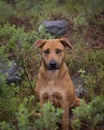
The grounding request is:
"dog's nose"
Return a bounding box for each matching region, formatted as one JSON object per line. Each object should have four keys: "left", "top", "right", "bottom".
{"left": 49, "top": 60, "right": 57, "bottom": 67}
{"left": 48, "top": 60, "right": 59, "bottom": 70}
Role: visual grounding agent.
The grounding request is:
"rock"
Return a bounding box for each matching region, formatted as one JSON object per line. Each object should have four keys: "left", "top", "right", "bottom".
{"left": 0, "top": 61, "right": 22, "bottom": 84}
{"left": 39, "top": 20, "right": 68, "bottom": 37}
{"left": 71, "top": 76, "right": 87, "bottom": 98}
{"left": 58, "top": 0, "right": 65, "bottom": 3}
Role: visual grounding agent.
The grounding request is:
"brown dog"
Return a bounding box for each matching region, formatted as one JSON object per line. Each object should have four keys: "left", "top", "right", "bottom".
{"left": 34, "top": 38, "right": 80, "bottom": 130}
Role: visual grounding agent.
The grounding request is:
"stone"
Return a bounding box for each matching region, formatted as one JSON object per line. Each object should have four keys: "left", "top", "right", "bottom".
{"left": 39, "top": 20, "right": 68, "bottom": 37}
{"left": 71, "top": 76, "right": 87, "bottom": 98}
{"left": 0, "top": 61, "right": 22, "bottom": 84}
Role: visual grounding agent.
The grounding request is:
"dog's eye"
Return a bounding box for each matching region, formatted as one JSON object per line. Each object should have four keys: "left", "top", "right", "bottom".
{"left": 56, "top": 49, "right": 62, "bottom": 54}
{"left": 44, "top": 49, "right": 50, "bottom": 54}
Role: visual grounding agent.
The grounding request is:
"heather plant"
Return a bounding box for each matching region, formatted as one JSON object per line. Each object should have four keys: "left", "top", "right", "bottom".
{"left": 35, "top": 101, "right": 63, "bottom": 130}
{"left": 0, "top": 0, "right": 13, "bottom": 23}
{"left": 71, "top": 96, "right": 104, "bottom": 130}
{"left": 73, "top": 15, "right": 88, "bottom": 31}
{"left": 15, "top": 103, "right": 30, "bottom": 130}
{"left": 0, "top": 100, "right": 63, "bottom": 130}
{"left": 67, "top": 42, "right": 104, "bottom": 100}
{"left": 78, "top": 49, "right": 104, "bottom": 99}
{"left": 0, "top": 83, "right": 19, "bottom": 121}
{"left": 0, "top": 44, "right": 19, "bottom": 121}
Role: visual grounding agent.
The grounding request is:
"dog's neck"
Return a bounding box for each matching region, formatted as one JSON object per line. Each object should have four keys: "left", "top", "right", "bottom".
{"left": 40, "top": 61, "right": 67, "bottom": 81}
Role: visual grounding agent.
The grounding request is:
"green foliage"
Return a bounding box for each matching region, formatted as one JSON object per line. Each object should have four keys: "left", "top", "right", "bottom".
{"left": 14, "top": 0, "right": 34, "bottom": 18}
{"left": 0, "top": 82, "right": 19, "bottom": 121}
{"left": 35, "top": 101, "right": 63, "bottom": 130}
{"left": 78, "top": 50, "right": 104, "bottom": 99}
{"left": 0, "top": 23, "right": 41, "bottom": 86}
{"left": 72, "top": 96, "right": 104, "bottom": 129}
{"left": 0, "top": 121, "right": 13, "bottom": 130}
{"left": 0, "top": 0, "right": 13, "bottom": 23}
{"left": 0, "top": 46, "right": 8, "bottom": 62}
{"left": 0, "top": 23, "right": 38, "bottom": 52}
{"left": 0, "top": 23, "right": 54, "bottom": 52}
{"left": 0, "top": 0, "right": 104, "bottom": 27}
{"left": 73, "top": 15, "right": 88, "bottom": 31}
{"left": 16, "top": 103, "right": 30, "bottom": 130}
{"left": 0, "top": 100, "right": 63, "bottom": 130}
{"left": 67, "top": 43, "right": 104, "bottom": 100}
{"left": 0, "top": 98, "right": 31, "bottom": 130}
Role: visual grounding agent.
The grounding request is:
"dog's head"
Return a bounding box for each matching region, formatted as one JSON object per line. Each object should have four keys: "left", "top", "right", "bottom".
{"left": 34, "top": 38, "right": 73, "bottom": 70}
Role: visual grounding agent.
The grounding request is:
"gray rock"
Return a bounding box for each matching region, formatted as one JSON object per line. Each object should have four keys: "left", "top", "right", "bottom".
{"left": 0, "top": 61, "right": 22, "bottom": 84}
{"left": 71, "top": 76, "right": 87, "bottom": 98}
{"left": 39, "top": 20, "right": 68, "bottom": 36}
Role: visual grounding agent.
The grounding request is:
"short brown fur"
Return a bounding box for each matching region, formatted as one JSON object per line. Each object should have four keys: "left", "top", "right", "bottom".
{"left": 34, "top": 38, "right": 80, "bottom": 130}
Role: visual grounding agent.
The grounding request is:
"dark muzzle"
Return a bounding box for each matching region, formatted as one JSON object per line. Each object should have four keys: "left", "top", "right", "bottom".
{"left": 47, "top": 60, "right": 59, "bottom": 70}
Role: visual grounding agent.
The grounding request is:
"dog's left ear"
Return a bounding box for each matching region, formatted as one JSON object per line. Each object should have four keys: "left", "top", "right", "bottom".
{"left": 34, "top": 39, "right": 46, "bottom": 49}
{"left": 60, "top": 38, "right": 74, "bottom": 49}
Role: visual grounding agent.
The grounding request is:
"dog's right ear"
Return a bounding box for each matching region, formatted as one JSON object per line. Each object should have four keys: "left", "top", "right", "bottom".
{"left": 34, "top": 39, "right": 46, "bottom": 49}
{"left": 60, "top": 38, "right": 74, "bottom": 49}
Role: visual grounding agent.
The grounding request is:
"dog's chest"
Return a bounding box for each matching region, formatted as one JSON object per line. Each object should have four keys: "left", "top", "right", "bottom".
{"left": 39, "top": 79, "right": 65, "bottom": 106}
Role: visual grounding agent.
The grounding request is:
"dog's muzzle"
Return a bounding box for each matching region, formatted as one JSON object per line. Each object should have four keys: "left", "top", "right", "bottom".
{"left": 47, "top": 60, "right": 60, "bottom": 70}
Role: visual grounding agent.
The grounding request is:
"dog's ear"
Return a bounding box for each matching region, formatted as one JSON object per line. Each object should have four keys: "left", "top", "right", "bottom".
{"left": 34, "top": 39, "right": 46, "bottom": 49}
{"left": 60, "top": 38, "right": 74, "bottom": 49}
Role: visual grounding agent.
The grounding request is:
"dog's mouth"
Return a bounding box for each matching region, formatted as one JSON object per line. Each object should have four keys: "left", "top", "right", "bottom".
{"left": 47, "top": 65, "right": 60, "bottom": 70}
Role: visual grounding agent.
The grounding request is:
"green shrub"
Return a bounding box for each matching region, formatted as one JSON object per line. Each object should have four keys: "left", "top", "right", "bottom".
{"left": 35, "top": 101, "right": 63, "bottom": 130}
{"left": 0, "top": 23, "right": 38, "bottom": 121}
{"left": 73, "top": 15, "right": 88, "bottom": 31}
{"left": 16, "top": 103, "right": 30, "bottom": 130}
{"left": 0, "top": 82, "right": 19, "bottom": 121}
{"left": 71, "top": 96, "right": 104, "bottom": 130}
{"left": 0, "top": 1, "right": 13, "bottom": 23}
{"left": 0, "top": 23, "right": 38, "bottom": 51}
{"left": 0, "top": 100, "right": 63, "bottom": 130}
{"left": 0, "top": 121, "right": 13, "bottom": 130}
{"left": 67, "top": 42, "right": 104, "bottom": 100}
{"left": 0, "top": 98, "right": 31, "bottom": 130}
{"left": 78, "top": 50, "right": 104, "bottom": 99}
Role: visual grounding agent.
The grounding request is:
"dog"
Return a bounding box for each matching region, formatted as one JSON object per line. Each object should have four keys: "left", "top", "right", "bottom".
{"left": 34, "top": 38, "right": 80, "bottom": 130}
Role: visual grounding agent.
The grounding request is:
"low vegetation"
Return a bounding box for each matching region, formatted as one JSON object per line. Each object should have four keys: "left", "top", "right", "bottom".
{"left": 0, "top": 0, "right": 104, "bottom": 130}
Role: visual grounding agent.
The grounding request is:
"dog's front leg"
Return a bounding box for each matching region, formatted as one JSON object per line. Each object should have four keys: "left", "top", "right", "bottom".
{"left": 61, "top": 102, "right": 69, "bottom": 130}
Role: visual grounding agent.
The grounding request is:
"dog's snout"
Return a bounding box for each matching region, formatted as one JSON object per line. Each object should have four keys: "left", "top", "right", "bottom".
{"left": 49, "top": 60, "right": 57, "bottom": 67}
{"left": 47, "top": 60, "right": 59, "bottom": 70}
